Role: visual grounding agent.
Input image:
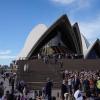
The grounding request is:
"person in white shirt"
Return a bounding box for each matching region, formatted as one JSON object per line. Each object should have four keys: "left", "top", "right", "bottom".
{"left": 68, "top": 76, "right": 72, "bottom": 94}
{"left": 74, "top": 88, "right": 83, "bottom": 100}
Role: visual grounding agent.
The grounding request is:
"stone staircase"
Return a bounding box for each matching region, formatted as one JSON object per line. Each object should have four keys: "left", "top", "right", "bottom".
{"left": 17, "top": 59, "right": 100, "bottom": 89}
{"left": 17, "top": 59, "right": 62, "bottom": 89}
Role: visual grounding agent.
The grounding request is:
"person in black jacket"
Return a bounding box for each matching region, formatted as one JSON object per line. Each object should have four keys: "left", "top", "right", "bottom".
{"left": 61, "top": 80, "right": 68, "bottom": 100}
{"left": 72, "top": 75, "right": 81, "bottom": 92}
{"left": 45, "top": 78, "right": 53, "bottom": 100}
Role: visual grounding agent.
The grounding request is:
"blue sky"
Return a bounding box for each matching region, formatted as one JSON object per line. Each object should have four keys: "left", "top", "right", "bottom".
{"left": 0, "top": 0, "right": 100, "bottom": 65}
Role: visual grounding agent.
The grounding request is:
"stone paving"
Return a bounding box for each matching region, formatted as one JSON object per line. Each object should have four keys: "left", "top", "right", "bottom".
{"left": 52, "top": 89, "right": 61, "bottom": 100}
{"left": 0, "top": 74, "right": 62, "bottom": 100}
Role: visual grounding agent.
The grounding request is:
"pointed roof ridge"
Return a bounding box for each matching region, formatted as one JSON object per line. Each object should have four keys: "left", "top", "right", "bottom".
{"left": 27, "top": 14, "right": 79, "bottom": 58}
{"left": 72, "top": 22, "right": 83, "bottom": 54}
{"left": 84, "top": 39, "right": 100, "bottom": 59}
{"left": 81, "top": 33, "right": 90, "bottom": 55}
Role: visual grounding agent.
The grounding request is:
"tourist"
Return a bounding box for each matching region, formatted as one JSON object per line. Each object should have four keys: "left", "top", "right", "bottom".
{"left": 61, "top": 80, "right": 68, "bottom": 100}
{"left": 0, "top": 84, "right": 4, "bottom": 100}
{"left": 45, "top": 78, "right": 53, "bottom": 100}
{"left": 96, "top": 77, "right": 100, "bottom": 97}
{"left": 83, "top": 76, "right": 90, "bottom": 97}
{"left": 72, "top": 74, "right": 81, "bottom": 92}
{"left": 74, "top": 87, "right": 83, "bottom": 100}
{"left": 68, "top": 76, "right": 72, "bottom": 94}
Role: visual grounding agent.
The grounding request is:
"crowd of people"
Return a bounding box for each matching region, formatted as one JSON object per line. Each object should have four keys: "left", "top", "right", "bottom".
{"left": 1, "top": 68, "right": 100, "bottom": 100}
{"left": 61, "top": 69, "right": 100, "bottom": 100}
{"left": 29, "top": 53, "right": 83, "bottom": 61}
{"left": 0, "top": 70, "right": 54, "bottom": 100}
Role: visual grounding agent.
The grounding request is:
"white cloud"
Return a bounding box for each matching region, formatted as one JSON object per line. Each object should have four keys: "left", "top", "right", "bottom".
{"left": 0, "top": 50, "right": 11, "bottom": 55}
{"left": 78, "top": 15, "right": 100, "bottom": 42}
{"left": 51, "top": 0, "right": 91, "bottom": 13}
{"left": 0, "top": 50, "right": 15, "bottom": 60}
{"left": 0, "top": 55, "right": 15, "bottom": 59}
{"left": 51, "top": 0, "right": 90, "bottom": 7}
{"left": 51, "top": 0, "right": 75, "bottom": 4}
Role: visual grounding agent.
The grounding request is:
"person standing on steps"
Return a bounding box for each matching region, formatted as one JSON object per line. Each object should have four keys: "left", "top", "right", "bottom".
{"left": 45, "top": 77, "right": 53, "bottom": 100}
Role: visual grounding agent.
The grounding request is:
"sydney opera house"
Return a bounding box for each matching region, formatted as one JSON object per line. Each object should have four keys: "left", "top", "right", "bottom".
{"left": 16, "top": 14, "right": 100, "bottom": 89}
{"left": 17, "top": 14, "right": 100, "bottom": 60}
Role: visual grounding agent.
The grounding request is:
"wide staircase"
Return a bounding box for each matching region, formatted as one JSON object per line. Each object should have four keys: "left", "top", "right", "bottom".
{"left": 17, "top": 59, "right": 63, "bottom": 89}
{"left": 17, "top": 58, "right": 100, "bottom": 89}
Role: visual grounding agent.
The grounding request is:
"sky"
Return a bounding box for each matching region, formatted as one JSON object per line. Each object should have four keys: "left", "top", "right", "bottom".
{"left": 0, "top": 0, "right": 100, "bottom": 65}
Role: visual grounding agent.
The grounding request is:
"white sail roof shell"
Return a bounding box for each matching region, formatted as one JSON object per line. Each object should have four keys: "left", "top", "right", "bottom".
{"left": 81, "top": 34, "right": 90, "bottom": 57}
{"left": 17, "top": 24, "right": 48, "bottom": 59}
